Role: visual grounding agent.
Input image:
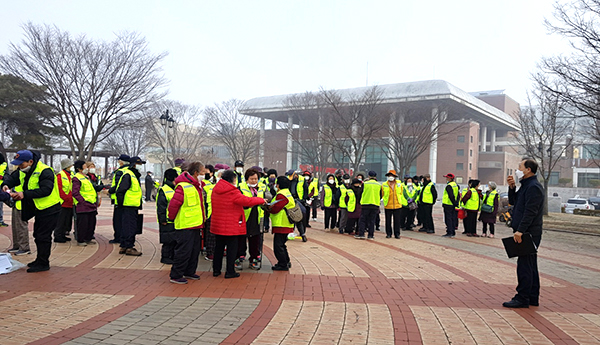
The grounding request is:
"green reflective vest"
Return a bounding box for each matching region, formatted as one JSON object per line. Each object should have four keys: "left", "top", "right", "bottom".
{"left": 361, "top": 179, "right": 382, "bottom": 206}
{"left": 462, "top": 188, "right": 481, "bottom": 211}
{"left": 117, "top": 169, "right": 142, "bottom": 207}
{"left": 270, "top": 188, "right": 295, "bottom": 228}
{"left": 442, "top": 181, "right": 459, "bottom": 206}
{"left": 339, "top": 184, "right": 348, "bottom": 208}
{"left": 308, "top": 179, "right": 319, "bottom": 197}
{"left": 346, "top": 188, "right": 357, "bottom": 213}
{"left": 110, "top": 165, "right": 127, "bottom": 201}
{"left": 173, "top": 166, "right": 182, "bottom": 176}
{"left": 157, "top": 184, "right": 175, "bottom": 224}
{"left": 73, "top": 172, "right": 97, "bottom": 205}
{"left": 171, "top": 181, "right": 204, "bottom": 230}
{"left": 296, "top": 176, "right": 305, "bottom": 200}
{"left": 58, "top": 169, "right": 73, "bottom": 197}
{"left": 421, "top": 183, "right": 435, "bottom": 204}
{"left": 239, "top": 182, "right": 266, "bottom": 224}
{"left": 323, "top": 184, "right": 334, "bottom": 207}
{"left": 14, "top": 183, "right": 23, "bottom": 211}
{"left": 484, "top": 189, "right": 498, "bottom": 207}
{"left": 400, "top": 184, "right": 418, "bottom": 207}
{"left": 0, "top": 162, "right": 7, "bottom": 179}
{"left": 19, "top": 161, "right": 61, "bottom": 211}
{"left": 382, "top": 181, "right": 402, "bottom": 207}
{"left": 203, "top": 180, "right": 215, "bottom": 218}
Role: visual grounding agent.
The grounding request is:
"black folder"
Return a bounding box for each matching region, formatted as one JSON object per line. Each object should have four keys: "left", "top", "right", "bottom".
{"left": 502, "top": 233, "right": 537, "bottom": 258}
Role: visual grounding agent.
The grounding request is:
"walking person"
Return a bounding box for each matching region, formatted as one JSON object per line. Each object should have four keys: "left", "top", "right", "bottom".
{"left": 167, "top": 162, "right": 206, "bottom": 284}
{"left": 460, "top": 179, "right": 481, "bottom": 237}
{"left": 72, "top": 161, "right": 99, "bottom": 246}
{"left": 108, "top": 154, "right": 130, "bottom": 244}
{"left": 157, "top": 168, "right": 178, "bottom": 264}
{"left": 115, "top": 156, "right": 145, "bottom": 256}
{"left": 503, "top": 158, "right": 544, "bottom": 308}
{"left": 382, "top": 170, "right": 402, "bottom": 239}
{"left": 418, "top": 174, "right": 437, "bottom": 234}
{"left": 480, "top": 181, "right": 499, "bottom": 238}
{"left": 268, "top": 176, "right": 295, "bottom": 271}
{"left": 320, "top": 174, "right": 338, "bottom": 230}
{"left": 441, "top": 173, "right": 460, "bottom": 238}
{"left": 356, "top": 171, "right": 382, "bottom": 240}
{"left": 3, "top": 150, "right": 61, "bottom": 272}
{"left": 211, "top": 170, "right": 265, "bottom": 278}
{"left": 53, "top": 159, "right": 74, "bottom": 242}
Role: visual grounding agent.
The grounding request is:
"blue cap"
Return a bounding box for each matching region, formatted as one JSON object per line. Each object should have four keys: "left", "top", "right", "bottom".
{"left": 118, "top": 154, "right": 130, "bottom": 161}
{"left": 11, "top": 150, "right": 34, "bottom": 165}
{"left": 368, "top": 170, "right": 377, "bottom": 177}
{"left": 129, "top": 156, "right": 146, "bottom": 164}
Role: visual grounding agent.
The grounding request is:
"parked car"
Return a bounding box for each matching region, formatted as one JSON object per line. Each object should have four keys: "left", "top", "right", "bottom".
{"left": 563, "top": 197, "right": 593, "bottom": 214}
{"left": 588, "top": 197, "right": 600, "bottom": 210}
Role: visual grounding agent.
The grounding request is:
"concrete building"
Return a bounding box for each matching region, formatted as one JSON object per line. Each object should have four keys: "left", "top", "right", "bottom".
{"left": 240, "top": 80, "right": 522, "bottom": 185}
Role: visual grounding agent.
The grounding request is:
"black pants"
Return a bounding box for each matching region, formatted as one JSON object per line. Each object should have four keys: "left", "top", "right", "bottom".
{"left": 324, "top": 208, "right": 337, "bottom": 229}
{"left": 515, "top": 237, "right": 541, "bottom": 305}
{"left": 213, "top": 234, "right": 239, "bottom": 276}
{"left": 443, "top": 204, "right": 458, "bottom": 236}
{"left": 416, "top": 206, "right": 423, "bottom": 226}
{"left": 482, "top": 222, "right": 495, "bottom": 235}
{"left": 375, "top": 212, "right": 380, "bottom": 230}
{"left": 346, "top": 218, "right": 359, "bottom": 234}
{"left": 202, "top": 219, "right": 216, "bottom": 257}
{"left": 359, "top": 207, "right": 378, "bottom": 238}
{"left": 120, "top": 207, "right": 138, "bottom": 248}
{"left": 170, "top": 229, "right": 201, "bottom": 279}
{"left": 273, "top": 233, "right": 290, "bottom": 268}
{"left": 112, "top": 206, "right": 123, "bottom": 242}
{"left": 145, "top": 187, "right": 152, "bottom": 201}
{"left": 407, "top": 208, "right": 416, "bottom": 228}
{"left": 35, "top": 212, "right": 59, "bottom": 267}
{"left": 76, "top": 211, "right": 97, "bottom": 243}
{"left": 421, "top": 204, "right": 434, "bottom": 231}
{"left": 311, "top": 202, "right": 318, "bottom": 219}
{"left": 385, "top": 208, "right": 402, "bottom": 237}
{"left": 237, "top": 235, "right": 248, "bottom": 258}
{"left": 54, "top": 207, "right": 73, "bottom": 239}
{"left": 160, "top": 231, "right": 176, "bottom": 262}
{"left": 247, "top": 234, "right": 261, "bottom": 262}
{"left": 464, "top": 211, "right": 478, "bottom": 234}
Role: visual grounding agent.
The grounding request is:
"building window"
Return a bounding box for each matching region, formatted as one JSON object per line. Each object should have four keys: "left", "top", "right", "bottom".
{"left": 456, "top": 163, "right": 463, "bottom": 170}
{"left": 469, "top": 163, "right": 472, "bottom": 171}
{"left": 470, "top": 149, "right": 473, "bottom": 157}
{"left": 457, "top": 149, "right": 464, "bottom": 156}
{"left": 456, "top": 177, "right": 463, "bottom": 184}
{"left": 457, "top": 135, "right": 465, "bottom": 143}
{"left": 470, "top": 136, "right": 473, "bottom": 143}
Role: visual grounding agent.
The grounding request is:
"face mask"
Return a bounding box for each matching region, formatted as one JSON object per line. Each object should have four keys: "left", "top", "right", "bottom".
{"left": 407, "top": 183, "right": 413, "bottom": 186}
{"left": 69, "top": 167, "right": 75, "bottom": 173}
{"left": 89, "top": 168, "right": 96, "bottom": 174}
{"left": 344, "top": 179, "right": 350, "bottom": 184}
{"left": 387, "top": 176, "right": 395, "bottom": 182}
{"left": 236, "top": 167, "right": 243, "bottom": 173}
{"left": 268, "top": 177, "right": 275, "bottom": 183}
{"left": 274, "top": 185, "right": 279, "bottom": 192}
{"left": 328, "top": 179, "right": 334, "bottom": 184}
{"left": 20, "top": 165, "right": 32, "bottom": 172}
{"left": 248, "top": 183, "right": 257, "bottom": 188}
{"left": 197, "top": 175, "right": 204, "bottom": 181}
{"left": 357, "top": 178, "right": 363, "bottom": 182}
{"left": 205, "top": 173, "right": 211, "bottom": 180}
{"left": 82, "top": 168, "right": 89, "bottom": 175}
{"left": 515, "top": 169, "right": 525, "bottom": 181}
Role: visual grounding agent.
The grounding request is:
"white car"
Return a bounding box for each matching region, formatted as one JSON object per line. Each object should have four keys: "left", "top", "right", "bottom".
{"left": 563, "top": 197, "right": 593, "bottom": 214}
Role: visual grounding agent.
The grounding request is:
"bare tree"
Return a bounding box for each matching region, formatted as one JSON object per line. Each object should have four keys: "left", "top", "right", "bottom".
{"left": 101, "top": 119, "right": 151, "bottom": 158}
{"left": 205, "top": 99, "right": 260, "bottom": 165}
{"left": 145, "top": 100, "right": 210, "bottom": 167}
{"left": 512, "top": 74, "right": 574, "bottom": 215}
{"left": 0, "top": 23, "right": 168, "bottom": 160}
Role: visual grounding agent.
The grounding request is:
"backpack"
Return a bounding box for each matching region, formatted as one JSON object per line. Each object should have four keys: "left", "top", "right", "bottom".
{"left": 285, "top": 201, "right": 304, "bottom": 223}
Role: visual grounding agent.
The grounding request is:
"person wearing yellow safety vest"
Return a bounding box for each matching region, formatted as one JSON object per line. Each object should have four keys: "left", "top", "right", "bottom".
{"left": 108, "top": 154, "right": 130, "bottom": 244}
{"left": 404, "top": 176, "right": 421, "bottom": 230}
{"left": 441, "top": 173, "right": 460, "bottom": 238}
{"left": 480, "top": 181, "right": 499, "bottom": 238}
{"left": 320, "top": 173, "right": 338, "bottom": 230}
{"left": 53, "top": 159, "right": 74, "bottom": 243}
{"left": 115, "top": 156, "right": 145, "bottom": 256}
{"left": 233, "top": 160, "right": 245, "bottom": 186}
{"left": 72, "top": 161, "right": 99, "bottom": 246}
{"left": 344, "top": 178, "right": 362, "bottom": 234}
{"left": 460, "top": 179, "right": 482, "bottom": 237}
{"left": 304, "top": 171, "right": 319, "bottom": 222}
{"left": 237, "top": 169, "right": 269, "bottom": 270}
{"left": 417, "top": 174, "right": 437, "bottom": 234}
{"left": 3, "top": 150, "right": 61, "bottom": 272}
{"left": 336, "top": 174, "right": 352, "bottom": 234}
{"left": 400, "top": 176, "right": 419, "bottom": 232}
{"left": 202, "top": 164, "right": 217, "bottom": 261}
{"left": 286, "top": 169, "right": 308, "bottom": 241}
{"left": 157, "top": 168, "right": 178, "bottom": 264}
{"left": 268, "top": 176, "right": 295, "bottom": 271}
{"left": 5, "top": 168, "right": 31, "bottom": 256}
{"left": 167, "top": 162, "right": 208, "bottom": 284}
{"left": 382, "top": 170, "right": 403, "bottom": 239}
{"left": 264, "top": 168, "right": 278, "bottom": 233}
{"left": 0, "top": 153, "right": 8, "bottom": 227}
{"left": 356, "top": 170, "right": 382, "bottom": 240}
{"left": 173, "top": 157, "right": 185, "bottom": 176}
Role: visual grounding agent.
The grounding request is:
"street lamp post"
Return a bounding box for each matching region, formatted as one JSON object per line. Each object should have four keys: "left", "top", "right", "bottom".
{"left": 159, "top": 110, "right": 175, "bottom": 173}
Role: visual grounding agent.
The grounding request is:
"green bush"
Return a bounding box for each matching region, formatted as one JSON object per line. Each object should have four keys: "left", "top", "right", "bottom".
{"left": 573, "top": 209, "right": 600, "bottom": 217}
{"left": 589, "top": 179, "right": 600, "bottom": 188}
{"left": 558, "top": 178, "right": 572, "bottom": 186}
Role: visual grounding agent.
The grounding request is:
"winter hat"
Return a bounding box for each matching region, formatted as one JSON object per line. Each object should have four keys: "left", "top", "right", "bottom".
{"left": 61, "top": 159, "right": 74, "bottom": 170}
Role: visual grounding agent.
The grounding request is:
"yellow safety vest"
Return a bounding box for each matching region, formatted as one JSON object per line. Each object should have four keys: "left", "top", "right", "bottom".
{"left": 339, "top": 184, "right": 348, "bottom": 208}
{"left": 0, "top": 162, "right": 7, "bottom": 179}
{"left": 361, "top": 179, "right": 382, "bottom": 206}
{"left": 270, "top": 188, "right": 295, "bottom": 228}
{"left": 323, "top": 184, "right": 334, "bottom": 207}
{"left": 110, "top": 165, "right": 127, "bottom": 201}
{"left": 295, "top": 176, "right": 305, "bottom": 199}
{"left": 400, "top": 184, "right": 418, "bottom": 207}
{"left": 346, "top": 188, "right": 357, "bottom": 213}
{"left": 239, "top": 182, "right": 265, "bottom": 224}
{"left": 19, "top": 161, "right": 61, "bottom": 211}
{"left": 171, "top": 181, "right": 204, "bottom": 230}
{"left": 203, "top": 180, "right": 215, "bottom": 218}
{"left": 462, "top": 188, "right": 481, "bottom": 211}
{"left": 443, "top": 181, "right": 459, "bottom": 206}
{"left": 421, "top": 183, "right": 435, "bottom": 204}
{"left": 382, "top": 181, "right": 402, "bottom": 207}
{"left": 58, "top": 169, "right": 73, "bottom": 197}
{"left": 117, "top": 169, "right": 142, "bottom": 207}
{"left": 173, "top": 166, "right": 182, "bottom": 176}
{"left": 14, "top": 183, "right": 23, "bottom": 211}
{"left": 308, "top": 179, "right": 318, "bottom": 197}
{"left": 73, "top": 172, "right": 97, "bottom": 205}
{"left": 484, "top": 189, "right": 498, "bottom": 207}
{"left": 157, "top": 184, "right": 175, "bottom": 224}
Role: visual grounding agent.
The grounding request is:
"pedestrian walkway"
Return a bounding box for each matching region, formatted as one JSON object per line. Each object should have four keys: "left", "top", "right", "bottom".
{"left": 0, "top": 202, "right": 599, "bottom": 345}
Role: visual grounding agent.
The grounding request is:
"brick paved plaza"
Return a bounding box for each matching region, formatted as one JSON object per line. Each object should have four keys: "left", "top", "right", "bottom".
{"left": 1, "top": 202, "right": 599, "bottom": 345}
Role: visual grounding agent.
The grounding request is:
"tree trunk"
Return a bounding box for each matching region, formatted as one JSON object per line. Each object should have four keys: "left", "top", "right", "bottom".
{"left": 543, "top": 179, "right": 549, "bottom": 216}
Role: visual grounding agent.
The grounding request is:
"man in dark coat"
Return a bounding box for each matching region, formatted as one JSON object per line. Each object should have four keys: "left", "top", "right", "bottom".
{"left": 145, "top": 171, "right": 154, "bottom": 201}
{"left": 503, "top": 158, "right": 544, "bottom": 308}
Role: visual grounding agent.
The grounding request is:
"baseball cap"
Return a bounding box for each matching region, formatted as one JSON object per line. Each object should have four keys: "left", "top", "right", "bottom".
{"left": 130, "top": 156, "right": 146, "bottom": 164}
{"left": 444, "top": 173, "right": 455, "bottom": 179}
{"left": 368, "top": 170, "right": 377, "bottom": 177}
{"left": 385, "top": 170, "right": 397, "bottom": 177}
{"left": 118, "top": 154, "right": 130, "bottom": 161}
{"left": 285, "top": 169, "right": 296, "bottom": 176}
{"left": 11, "top": 150, "right": 34, "bottom": 165}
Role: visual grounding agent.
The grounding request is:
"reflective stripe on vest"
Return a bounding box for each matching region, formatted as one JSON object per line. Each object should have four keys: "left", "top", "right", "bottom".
{"left": 421, "top": 183, "right": 434, "bottom": 204}
{"left": 172, "top": 182, "right": 204, "bottom": 230}
{"left": 346, "top": 188, "right": 356, "bottom": 213}
{"left": 442, "top": 181, "right": 459, "bottom": 206}
{"left": 19, "top": 162, "right": 61, "bottom": 211}
{"left": 323, "top": 184, "right": 333, "bottom": 207}
{"left": 463, "top": 188, "right": 481, "bottom": 211}
{"left": 110, "top": 166, "right": 127, "bottom": 201}
{"left": 239, "top": 182, "right": 265, "bottom": 224}
{"left": 382, "top": 181, "right": 402, "bottom": 207}
{"left": 118, "top": 169, "right": 142, "bottom": 207}
{"left": 361, "top": 179, "right": 382, "bottom": 206}
{"left": 73, "top": 172, "right": 97, "bottom": 205}
{"left": 270, "top": 189, "right": 295, "bottom": 228}
{"left": 157, "top": 184, "right": 175, "bottom": 224}
{"left": 339, "top": 185, "right": 348, "bottom": 208}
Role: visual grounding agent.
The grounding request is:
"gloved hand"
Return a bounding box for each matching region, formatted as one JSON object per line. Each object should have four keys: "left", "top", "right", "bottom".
{"left": 407, "top": 198, "right": 414, "bottom": 204}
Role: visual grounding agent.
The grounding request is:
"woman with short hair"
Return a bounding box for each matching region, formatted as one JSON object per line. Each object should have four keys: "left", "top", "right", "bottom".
{"left": 480, "top": 181, "right": 499, "bottom": 238}
{"left": 72, "top": 160, "right": 99, "bottom": 246}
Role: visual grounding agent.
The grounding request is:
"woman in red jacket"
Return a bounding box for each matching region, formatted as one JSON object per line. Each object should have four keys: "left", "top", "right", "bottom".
{"left": 211, "top": 170, "right": 265, "bottom": 278}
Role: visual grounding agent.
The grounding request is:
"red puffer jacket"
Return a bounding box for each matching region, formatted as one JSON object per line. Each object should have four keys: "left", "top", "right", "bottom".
{"left": 210, "top": 179, "right": 265, "bottom": 236}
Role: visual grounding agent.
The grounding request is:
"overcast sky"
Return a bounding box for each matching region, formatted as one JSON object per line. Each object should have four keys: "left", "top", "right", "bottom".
{"left": 0, "top": 0, "right": 571, "bottom": 108}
